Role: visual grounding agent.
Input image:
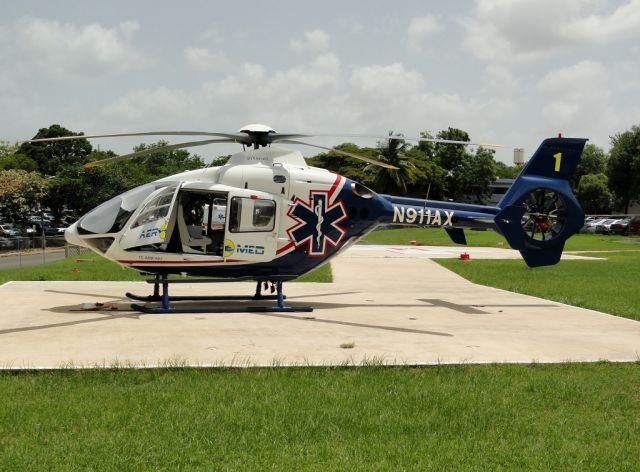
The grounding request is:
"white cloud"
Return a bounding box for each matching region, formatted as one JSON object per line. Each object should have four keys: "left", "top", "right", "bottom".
{"left": 101, "top": 87, "right": 195, "bottom": 125}
{"left": 290, "top": 29, "right": 331, "bottom": 54}
{"left": 537, "top": 60, "right": 615, "bottom": 137}
{"left": 480, "top": 65, "right": 518, "bottom": 94}
{"left": 336, "top": 17, "right": 364, "bottom": 34}
{"left": 462, "top": 0, "right": 640, "bottom": 63}
{"left": 350, "top": 63, "right": 425, "bottom": 98}
{"left": 407, "top": 15, "right": 442, "bottom": 52}
{"left": 538, "top": 60, "right": 607, "bottom": 99}
{"left": 184, "top": 47, "right": 230, "bottom": 72}
{"left": 8, "top": 17, "right": 146, "bottom": 79}
{"left": 564, "top": 0, "right": 640, "bottom": 43}
{"left": 94, "top": 53, "right": 511, "bottom": 151}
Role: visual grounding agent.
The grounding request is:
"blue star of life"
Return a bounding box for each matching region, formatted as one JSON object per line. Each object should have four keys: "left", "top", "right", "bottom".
{"left": 288, "top": 192, "right": 347, "bottom": 256}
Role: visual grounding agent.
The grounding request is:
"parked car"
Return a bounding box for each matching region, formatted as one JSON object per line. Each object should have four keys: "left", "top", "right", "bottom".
{"left": 0, "top": 236, "right": 15, "bottom": 250}
{"left": 595, "top": 219, "right": 619, "bottom": 234}
{"left": 0, "top": 223, "right": 20, "bottom": 237}
{"left": 609, "top": 217, "right": 631, "bottom": 235}
{"left": 30, "top": 222, "right": 62, "bottom": 237}
{"left": 628, "top": 216, "right": 640, "bottom": 234}
{"left": 582, "top": 218, "right": 608, "bottom": 233}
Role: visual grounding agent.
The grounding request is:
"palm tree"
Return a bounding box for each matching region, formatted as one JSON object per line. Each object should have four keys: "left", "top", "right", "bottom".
{"left": 367, "top": 132, "right": 417, "bottom": 195}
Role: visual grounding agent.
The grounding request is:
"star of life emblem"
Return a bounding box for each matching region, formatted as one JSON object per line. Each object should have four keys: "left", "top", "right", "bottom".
{"left": 287, "top": 190, "right": 348, "bottom": 256}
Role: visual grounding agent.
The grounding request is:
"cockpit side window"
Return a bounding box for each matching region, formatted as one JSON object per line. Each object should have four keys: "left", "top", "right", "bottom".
{"left": 130, "top": 185, "right": 177, "bottom": 228}
{"left": 78, "top": 181, "right": 176, "bottom": 234}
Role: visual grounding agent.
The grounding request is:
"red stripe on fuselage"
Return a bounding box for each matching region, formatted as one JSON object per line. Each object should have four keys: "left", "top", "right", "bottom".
{"left": 327, "top": 174, "right": 342, "bottom": 200}
{"left": 117, "top": 259, "right": 245, "bottom": 265}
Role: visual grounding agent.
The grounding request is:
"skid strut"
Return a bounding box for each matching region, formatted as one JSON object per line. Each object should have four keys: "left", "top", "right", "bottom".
{"left": 128, "top": 274, "right": 312, "bottom": 314}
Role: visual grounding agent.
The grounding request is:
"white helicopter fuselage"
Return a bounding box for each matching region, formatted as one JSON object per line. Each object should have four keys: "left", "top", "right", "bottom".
{"left": 65, "top": 146, "right": 383, "bottom": 279}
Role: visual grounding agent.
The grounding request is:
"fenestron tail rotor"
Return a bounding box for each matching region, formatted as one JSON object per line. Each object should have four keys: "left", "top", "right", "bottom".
{"left": 520, "top": 188, "right": 567, "bottom": 242}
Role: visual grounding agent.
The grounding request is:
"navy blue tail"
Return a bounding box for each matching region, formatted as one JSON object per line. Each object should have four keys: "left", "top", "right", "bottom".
{"left": 494, "top": 137, "right": 588, "bottom": 267}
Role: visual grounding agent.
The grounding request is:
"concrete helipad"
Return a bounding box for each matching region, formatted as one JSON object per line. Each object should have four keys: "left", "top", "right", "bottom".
{"left": 1, "top": 245, "right": 638, "bottom": 368}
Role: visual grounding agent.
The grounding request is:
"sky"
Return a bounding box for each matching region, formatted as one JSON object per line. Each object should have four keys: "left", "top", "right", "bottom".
{"left": 1, "top": 0, "right": 640, "bottom": 164}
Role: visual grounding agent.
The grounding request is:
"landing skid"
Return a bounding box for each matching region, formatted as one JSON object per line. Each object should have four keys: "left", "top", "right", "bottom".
{"left": 127, "top": 274, "right": 313, "bottom": 314}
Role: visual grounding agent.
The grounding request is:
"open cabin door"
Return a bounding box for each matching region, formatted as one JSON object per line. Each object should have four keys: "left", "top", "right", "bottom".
{"left": 120, "top": 184, "right": 179, "bottom": 250}
{"left": 224, "top": 190, "right": 278, "bottom": 263}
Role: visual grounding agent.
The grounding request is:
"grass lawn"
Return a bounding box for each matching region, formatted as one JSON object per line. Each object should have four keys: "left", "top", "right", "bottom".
{"left": 362, "top": 226, "right": 640, "bottom": 252}
{"left": 0, "top": 251, "right": 332, "bottom": 284}
{"left": 1, "top": 363, "right": 639, "bottom": 471}
{"left": 438, "top": 251, "right": 640, "bottom": 321}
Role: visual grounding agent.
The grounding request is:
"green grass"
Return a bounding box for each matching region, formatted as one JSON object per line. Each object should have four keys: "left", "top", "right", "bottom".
{"left": 0, "top": 251, "right": 332, "bottom": 284}
{"left": 1, "top": 363, "right": 638, "bottom": 471}
{"left": 0, "top": 252, "right": 147, "bottom": 284}
{"left": 363, "top": 226, "right": 508, "bottom": 247}
{"left": 363, "top": 227, "right": 640, "bottom": 252}
{"left": 438, "top": 251, "right": 640, "bottom": 321}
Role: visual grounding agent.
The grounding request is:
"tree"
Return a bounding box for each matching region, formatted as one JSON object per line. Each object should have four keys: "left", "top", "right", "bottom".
{"left": 576, "top": 173, "right": 613, "bottom": 214}
{"left": 305, "top": 143, "right": 372, "bottom": 183}
{"left": 18, "top": 124, "right": 93, "bottom": 176}
{"left": 449, "top": 147, "right": 497, "bottom": 204}
{"left": 0, "top": 141, "right": 38, "bottom": 172}
{"left": 44, "top": 165, "right": 131, "bottom": 219}
{"left": 403, "top": 146, "right": 447, "bottom": 200}
{"left": 494, "top": 161, "right": 521, "bottom": 179}
{"left": 607, "top": 125, "right": 640, "bottom": 213}
{"left": 366, "top": 133, "right": 417, "bottom": 195}
{"left": 573, "top": 143, "right": 607, "bottom": 191}
{"left": 129, "top": 141, "right": 204, "bottom": 179}
{"left": 434, "top": 127, "right": 470, "bottom": 171}
{"left": 0, "top": 170, "right": 48, "bottom": 226}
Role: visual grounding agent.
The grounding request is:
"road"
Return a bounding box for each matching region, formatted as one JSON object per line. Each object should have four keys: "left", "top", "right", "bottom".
{"left": 0, "top": 250, "right": 67, "bottom": 269}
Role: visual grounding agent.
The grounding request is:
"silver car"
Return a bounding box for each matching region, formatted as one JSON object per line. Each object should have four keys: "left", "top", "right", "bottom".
{"left": 582, "top": 218, "right": 607, "bottom": 233}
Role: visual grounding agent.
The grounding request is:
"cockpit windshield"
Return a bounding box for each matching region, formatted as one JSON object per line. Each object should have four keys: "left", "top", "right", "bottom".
{"left": 78, "top": 181, "right": 177, "bottom": 234}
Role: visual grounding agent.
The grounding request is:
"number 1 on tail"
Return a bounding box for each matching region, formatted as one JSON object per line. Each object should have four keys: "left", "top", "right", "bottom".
{"left": 553, "top": 152, "right": 562, "bottom": 172}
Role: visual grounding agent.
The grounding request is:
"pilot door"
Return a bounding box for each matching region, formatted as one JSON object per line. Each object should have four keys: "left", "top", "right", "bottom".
{"left": 120, "top": 184, "right": 179, "bottom": 251}
{"left": 223, "top": 191, "right": 278, "bottom": 262}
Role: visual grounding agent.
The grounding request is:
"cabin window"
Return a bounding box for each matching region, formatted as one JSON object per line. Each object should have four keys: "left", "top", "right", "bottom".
{"left": 130, "top": 185, "right": 177, "bottom": 228}
{"left": 228, "top": 197, "right": 275, "bottom": 233}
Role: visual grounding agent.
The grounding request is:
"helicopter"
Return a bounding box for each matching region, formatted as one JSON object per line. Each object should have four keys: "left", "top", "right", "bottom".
{"left": 26, "top": 124, "right": 587, "bottom": 314}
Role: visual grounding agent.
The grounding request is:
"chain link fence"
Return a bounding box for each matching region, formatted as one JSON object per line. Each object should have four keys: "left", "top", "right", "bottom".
{"left": 0, "top": 235, "right": 89, "bottom": 268}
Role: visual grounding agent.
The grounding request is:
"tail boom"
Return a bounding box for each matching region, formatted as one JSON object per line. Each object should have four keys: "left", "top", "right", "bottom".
{"left": 379, "top": 137, "right": 587, "bottom": 267}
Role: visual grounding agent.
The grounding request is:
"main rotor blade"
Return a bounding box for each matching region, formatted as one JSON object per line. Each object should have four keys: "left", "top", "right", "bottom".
{"left": 25, "top": 131, "right": 243, "bottom": 144}
{"left": 278, "top": 139, "right": 399, "bottom": 170}
{"left": 84, "top": 138, "right": 234, "bottom": 168}
{"left": 311, "top": 133, "right": 505, "bottom": 148}
{"left": 271, "top": 133, "right": 312, "bottom": 142}
{"left": 24, "top": 130, "right": 504, "bottom": 148}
